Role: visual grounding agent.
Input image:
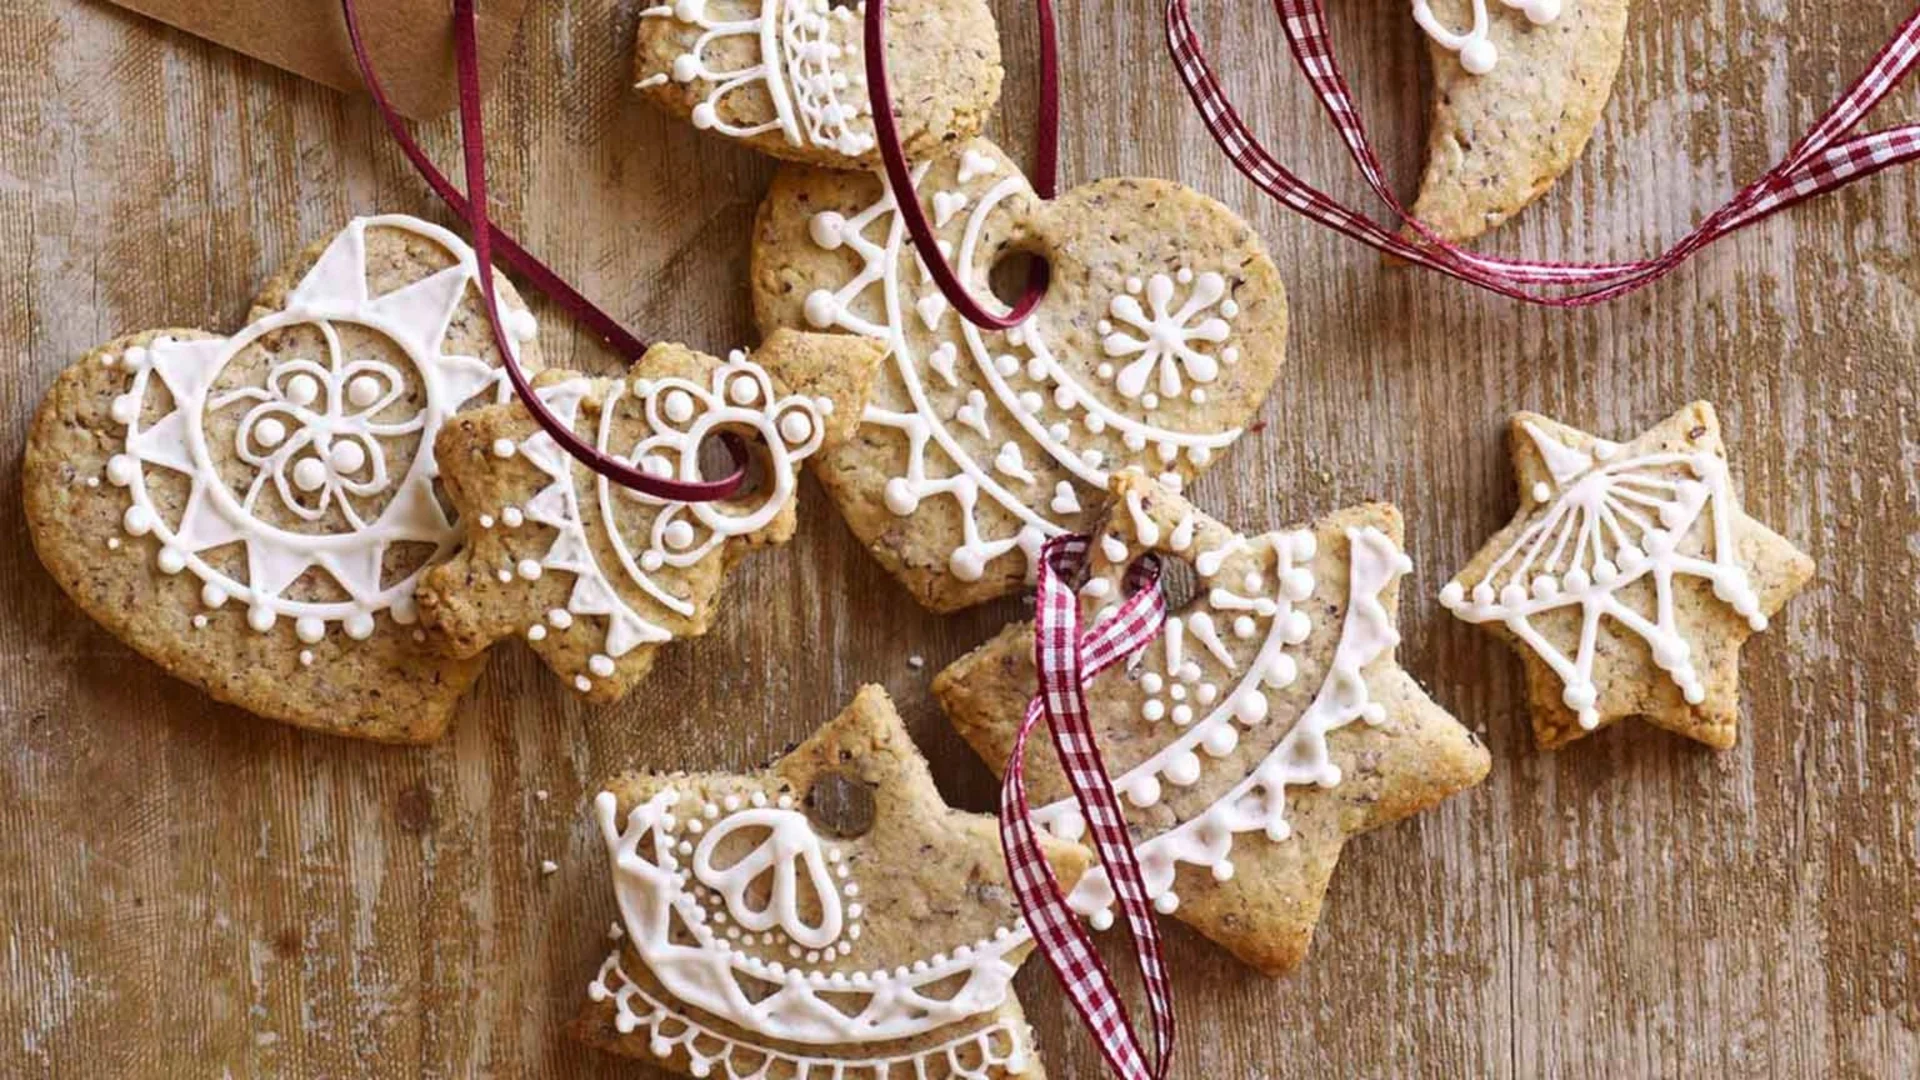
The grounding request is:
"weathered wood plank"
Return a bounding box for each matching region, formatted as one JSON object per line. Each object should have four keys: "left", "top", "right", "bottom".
{"left": 0, "top": 0, "right": 1914, "bottom": 1076}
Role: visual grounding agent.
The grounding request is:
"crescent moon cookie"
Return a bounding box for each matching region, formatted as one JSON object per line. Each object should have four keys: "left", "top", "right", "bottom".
{"left": 574, "top": 685, "right": 1088, "bottom": 1079}
{"left": 24, "top": 216, "right": 543, "bottom": 743}
{"left": 1440, "top": 402, "right": 1814, "bottom": 750}
{"left": 634, "top": 0, "right": 1003, "bottom": 168}
{"left": 1409, "top": 0, "right": 1632, "bottom": 242}
{"left": 935, "top": 473, "right": 1489, "bottom": 975}
{"left": 752, "top": 138, "right": 1289, "bottom": 612}
{"left": 415, "top": 330, "right": 882, "bottom": 703}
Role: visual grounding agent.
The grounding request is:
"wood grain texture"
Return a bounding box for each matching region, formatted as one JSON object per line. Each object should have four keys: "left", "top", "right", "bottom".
{"left": 2, "top": 0, "right": 1915, "bottom": 1076}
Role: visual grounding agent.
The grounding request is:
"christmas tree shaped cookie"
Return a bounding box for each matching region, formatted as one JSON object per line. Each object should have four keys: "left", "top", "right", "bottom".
{"left": 753, "top": 138, "right": 1290, "bottom": 612}
{"left": 417, "top": 330, "right": 882, "bottom": 702}
{"left": 575, "top": 685, "right": 1087, "bottom": 1078}
{"left": 936, "top": 473, "right": 1489, "bottom": 975}
{"left": 1410, "top": 0, "right": 1631, "bottom": 242}
{"left": 634, "top": 0, "right": 1003, "bottom": 168}
{"left": 24, "top": 215, "right": 542, "bottom": 742}
{"left": 1441, "top": 402, "right": 1815, "bottom": 749}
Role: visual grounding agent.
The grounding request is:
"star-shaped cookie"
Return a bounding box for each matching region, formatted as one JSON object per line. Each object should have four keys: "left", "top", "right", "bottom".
{"left": 573, "top": 685, "right": 1087, "bottom": 1079}
{"left": 1441, "top": 401, "right": 1815, "bottom": 749}
{"left": 418, "top": 329, "right": 882, "bottom": 703}
{"left": 935, "top": 473, "right": 1489, "bottom": 975}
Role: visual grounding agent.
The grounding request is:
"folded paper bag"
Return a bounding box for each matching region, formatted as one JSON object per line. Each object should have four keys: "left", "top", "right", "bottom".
{"left": 108, "top": 0, "right": 530, "bottom": 119}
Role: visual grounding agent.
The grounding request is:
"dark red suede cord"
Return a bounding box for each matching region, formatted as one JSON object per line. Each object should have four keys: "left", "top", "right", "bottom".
{"left": 863, "top": 0, "right": 1057, "bottom": 329}
{"left": 343, "top": 0, "right": 743, "bottom": 499}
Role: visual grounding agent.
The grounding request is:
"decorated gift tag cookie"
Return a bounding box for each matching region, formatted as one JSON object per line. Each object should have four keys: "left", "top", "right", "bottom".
{"left": 1409, "top": 0, "right": 1631, "bottom": 242}
{"left": 936, "top": 473, "right": 1488, "bottom": 974}
{"left": 751, "top": 138, "right": 1289, "bottom": 612}
{"left": 574, "top": 685, "right": 1086, "bottom": 1079}
{"left": 634, "top": 0, "right": 1003, "bottom": 168}
{"left": 23, "top": 216, "right": 542, "bottom": 742}
{"left": 1440, "top": 402, "right": 1814, "bottom": 750}
{"left": 417, "top": 330, "right": 881, "bottom": 703}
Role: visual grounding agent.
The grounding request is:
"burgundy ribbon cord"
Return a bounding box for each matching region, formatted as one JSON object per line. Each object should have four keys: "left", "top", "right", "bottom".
{"left": 1165, "top": 0, "right": 1920, "bottom": 306}
{"left": 1000, "top": 538, "right": 1177, "bottom": 1080}
{"left": 863, "top": 0, "right": 1055, "bottom": 329}
{"left": 340, "top": 0, "right": 745, "bottom": 499}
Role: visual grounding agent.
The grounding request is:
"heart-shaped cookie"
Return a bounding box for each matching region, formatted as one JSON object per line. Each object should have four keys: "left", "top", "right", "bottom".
{"left": 1411, "top": 0, "right": 1631, "bottom": 241}
{"left": 750, "top": 138, "right": 1288, "bottom": 611}
{"left": 634, "top": 0, "right": 1003, "bottom": 168}
{"left": 24, "top": 215, "right": 541, "bottom": 743}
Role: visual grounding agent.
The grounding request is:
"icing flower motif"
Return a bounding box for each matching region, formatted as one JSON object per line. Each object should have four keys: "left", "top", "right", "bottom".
{"left": 219, "top": 344, "right": 423, "bottom": 529}
{"left": 622, "top": 352, "right": 826, "bottom": 569}
{"left": 1412, "top": 0, "right": 1563, "bottom": 76}
{"left": 1098, "top": 268, "right": 1240, "bottom": 403}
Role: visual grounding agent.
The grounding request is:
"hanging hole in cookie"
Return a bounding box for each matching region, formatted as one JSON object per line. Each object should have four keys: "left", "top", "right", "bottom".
{"left": 804, "top": 770, "right": 877, "bottom": 839}
{"left": 988, "top": 249, "right": 1050, "bottom": 311}
{"left": 1128, "top": 552, "right": 1198, "bottom": 610}
{"left": 696, "top": 430, "right": 768, "bottom": 503}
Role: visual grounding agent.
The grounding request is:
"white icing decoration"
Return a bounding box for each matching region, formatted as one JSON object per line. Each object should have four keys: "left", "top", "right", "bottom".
{"left": 797, "top": 148, "right": 1246, "bottom": 586}
{"left": 515, "top": 351, "right": 825, "bottom": 690}
{"left": 1102, "top": 270, "right": 1233, "bottom": 400}
{"left": 1040, "top": 525, "right": 1413, "bottom": 921}
{"left": 1412, "top": 0, "right": 1562, "bottom": 75}
{"left": 102, "top": 216, "right": 522, "bottom": 642}
{"left": 641, "top": 0, "right": 876, "bottom": 157}
{"left": 589, "top": 955, "right": 1030, "bottom": 1079}
{"left": 1439, "top": 423, "right": 1765, "bottom": 729}
{"left": 595, "top": 790, "right": 1030, "bottom": 1047}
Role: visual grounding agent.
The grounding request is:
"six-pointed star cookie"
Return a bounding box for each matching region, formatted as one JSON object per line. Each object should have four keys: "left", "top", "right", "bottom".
{"left": 1410, "top": 0, "right": 1631, "bottom": 242}
{"left": 418, "top": 329, "right": 882, "bottom": 703}
{"left": 574, "top": 685, "right": 1087, "bottom": 1079}
{"left": 1441, "top": 401, "right": 1815, "bottom": 750}
{"left": 935, "top": 472, "right": 1489, "bottom": 975}
{"left": 24, "top": 215, "right": 542, "bottom": 742}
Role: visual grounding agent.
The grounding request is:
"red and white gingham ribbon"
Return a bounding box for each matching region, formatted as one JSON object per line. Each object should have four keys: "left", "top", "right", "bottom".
{"left": 1000, "top": 536, "right": 1175, "bottom": 1080}
{"left": 1166, "top": 0, "right": 1920, "bottom": 306}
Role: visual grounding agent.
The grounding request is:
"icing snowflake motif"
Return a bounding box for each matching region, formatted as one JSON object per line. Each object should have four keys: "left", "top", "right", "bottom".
{"left": 1412, "top": 0, "right": 1563, "bottom": 75}
{"left": 1439, "top": 422, "right": 1766, "bottom": 730}
{"left": 103, "top": 216, "right": 524, "bottom": 644}
{"left": 1099, "top": 269, "right": 1239, "bottom": 402}
{"left": 797, "top": 149, "right": 1248, "bottom": 586}
{"left": 225, "top": 345, "right": 418, "bottom": 528}
{"left": 592, "top": 789, "right": 1032, "bottom": 1053}
{"left": 511, "top": 352, "right": 827, "bottom": 693}
{"left": 637, "top": 0, "right": 874, "bottom": 156}
{"left": 1046, "top": 515, "right": 1411, "bottom": 925}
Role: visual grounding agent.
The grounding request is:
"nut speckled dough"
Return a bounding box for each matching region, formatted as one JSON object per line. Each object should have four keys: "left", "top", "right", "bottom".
{"left": 573, "top": 685, "right": 1084, "bottom": 1079}
{"left": 753, "top": 138, "right": 1288, "bottom": 613}
{"left": 1444, "top": 402, "right": 1814, "bottom": 750}
{"left": 23, "top": 219, "right": 542, "bottom": 743}
{"left": 417, "top": 330, "right": 882, "bottom": 704}
{"left": 634, "top": 0, "right": 1002, "bottom": 169}
{"left": 935, "top": 474, "right": 1489, "bottom": 975}
{"left": 1412, "top": 0, "right": 1631, "bottom": 242}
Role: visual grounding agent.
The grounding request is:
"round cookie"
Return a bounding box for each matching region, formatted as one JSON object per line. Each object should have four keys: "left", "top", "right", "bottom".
{"left": 23, "top": 215, "right": 541, "bottom": 743}
{"left": 752, "top": 138, "right": 1289, "bottom": 612}
{"left": 634, "top": 0, "right": 1003, "bottom": 168}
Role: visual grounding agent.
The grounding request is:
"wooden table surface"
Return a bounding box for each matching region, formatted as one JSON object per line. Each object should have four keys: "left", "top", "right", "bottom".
{"left": 4, "top": 1, "right": 1916, "bottom": 1076}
